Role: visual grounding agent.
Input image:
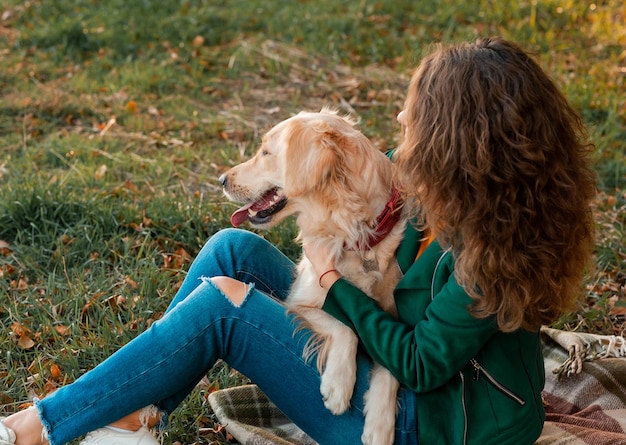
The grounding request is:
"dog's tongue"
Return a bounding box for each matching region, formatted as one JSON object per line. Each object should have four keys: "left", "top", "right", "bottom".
{"left": 229, "top": 188, "right": 281, "bottom": 227}
{"left": 230, "top": 203, "right": 253, "bottom": 227}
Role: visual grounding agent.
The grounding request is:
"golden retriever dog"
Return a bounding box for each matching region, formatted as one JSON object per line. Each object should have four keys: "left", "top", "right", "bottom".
{"left": 219, "top": 108, "right": 406, "bottom": 445}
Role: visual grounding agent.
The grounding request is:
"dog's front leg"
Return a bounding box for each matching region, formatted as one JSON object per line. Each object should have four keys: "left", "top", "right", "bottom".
{"left": 295, "top": 307, "right": 359, "bottom": 415}
{"left": 319, "top": 323, "right": 359, "bottom": 414}
{"left": 361, "top": 363, "right": 400, "bottom": 445}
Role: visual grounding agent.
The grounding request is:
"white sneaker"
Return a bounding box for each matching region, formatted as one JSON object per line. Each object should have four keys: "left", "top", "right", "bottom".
{"left": 0, "top": 419, "right": 16, "bottom": 445}
{"left": 79, "top": 427, "right": 159, "bottom": 445}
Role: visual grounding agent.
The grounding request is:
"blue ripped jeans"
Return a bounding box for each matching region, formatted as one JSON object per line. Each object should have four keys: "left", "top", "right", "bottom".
{"left": 35, "top": 228, "right": 418, "bottom": 445}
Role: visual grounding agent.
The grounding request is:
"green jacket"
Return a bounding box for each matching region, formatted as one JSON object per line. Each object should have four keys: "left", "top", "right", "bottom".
{"left": 323, "top": 222, "right": 545, "bottom": 445}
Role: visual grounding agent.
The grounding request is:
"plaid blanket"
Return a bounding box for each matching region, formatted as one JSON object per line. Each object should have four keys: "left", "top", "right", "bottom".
{"left": 208, "top": 329, "right": 626, "bottom": 445}
{"left": 536, "top": 328, "right": 626, "bottom": 445}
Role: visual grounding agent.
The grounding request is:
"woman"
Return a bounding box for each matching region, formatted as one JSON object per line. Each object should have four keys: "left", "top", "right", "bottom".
{"left": 1, "top": 37, "right": 595, "bottom": 445}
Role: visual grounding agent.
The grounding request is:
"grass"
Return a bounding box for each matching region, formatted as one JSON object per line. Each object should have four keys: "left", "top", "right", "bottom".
{"left": 0, "top": 0, "right": 624, "bottom": 443}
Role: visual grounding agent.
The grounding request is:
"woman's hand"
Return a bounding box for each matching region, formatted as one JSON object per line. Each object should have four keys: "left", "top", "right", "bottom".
{"left": 302, "top": 240, "right": 341, "bottom": 289}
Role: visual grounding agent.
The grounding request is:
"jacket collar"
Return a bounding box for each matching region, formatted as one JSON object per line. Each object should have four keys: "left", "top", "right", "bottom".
{"left": 396, "top": 221, "right": 421, "bottom": 273}
{"left": 395, "top": 221, "right": 445, "bottom": 290}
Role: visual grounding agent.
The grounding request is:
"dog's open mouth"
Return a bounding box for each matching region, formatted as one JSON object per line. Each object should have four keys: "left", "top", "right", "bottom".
{"left": 230, "top": 188, "right": 288, "bottom": 227}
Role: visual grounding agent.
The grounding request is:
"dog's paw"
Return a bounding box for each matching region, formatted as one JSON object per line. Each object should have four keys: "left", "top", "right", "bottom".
{"left": 320, "top": 372, "right": 354, "bottom": 415}
{"left": 320, "top": 365, "right": 356, "bottom": 415}
{"left": 361, "top": 421, "right": 395, "bottom": 445}
{"left": 318, "top": 329, "right": 358, "bottom": 415}
{"left": 361, "top": 366, "right": 399, "bottom": 445}
{"left": 362, "top": 405, "right": 395, "bottom": 445}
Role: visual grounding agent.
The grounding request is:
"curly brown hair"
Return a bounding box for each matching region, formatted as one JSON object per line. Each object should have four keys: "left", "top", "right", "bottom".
{"left": 394, "top": 37, "right": 597, "bottom": 332}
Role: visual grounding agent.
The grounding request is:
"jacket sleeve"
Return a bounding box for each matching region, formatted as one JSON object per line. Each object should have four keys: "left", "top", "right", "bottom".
{"left": 322, "top": 275, "right": 498, "bottom": 392}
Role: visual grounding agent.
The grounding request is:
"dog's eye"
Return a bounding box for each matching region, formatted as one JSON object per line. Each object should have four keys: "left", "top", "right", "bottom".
{"left": 261, "top": 150, "right": 270, "bottom": 156}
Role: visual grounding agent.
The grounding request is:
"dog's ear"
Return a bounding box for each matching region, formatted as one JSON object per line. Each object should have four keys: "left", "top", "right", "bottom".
{"left": 283, "top": 119, "right": 349, "bottom": 198}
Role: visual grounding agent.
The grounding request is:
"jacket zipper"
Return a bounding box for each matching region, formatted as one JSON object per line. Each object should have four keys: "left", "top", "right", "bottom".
{"left": 430, "top": 249, "right": 451, "bottom": 301}
{"left": 470, "top": 358, "right": 526, "bottom": 406}
{"left": 431, "top": 250, "right": 472, "bottom": 444}
{"left": 459, "top": 370, "right": 469, "bottom": 445}
{"left": 430, "top": 249, "right": 524, "bottom": 444}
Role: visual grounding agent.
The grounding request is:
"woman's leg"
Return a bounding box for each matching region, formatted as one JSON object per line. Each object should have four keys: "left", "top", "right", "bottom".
{"left": 30, "top": 279, "right": 372, "bottom": 444}
{"left": 168, "top": 228, "right": 297, "bottom": 311}
{"left": 3, "top": 228, "right": 294, "bottom": 445}
{"left": 152, "top": 228, "right": 300, "bottom": 412}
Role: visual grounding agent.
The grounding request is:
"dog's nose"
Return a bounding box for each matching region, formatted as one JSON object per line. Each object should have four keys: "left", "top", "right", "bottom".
{"left": 218, "top": 174, "right": 227, "bottom": 187}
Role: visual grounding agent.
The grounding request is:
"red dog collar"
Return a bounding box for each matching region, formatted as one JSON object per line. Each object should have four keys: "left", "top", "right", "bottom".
{"left": 355, "top": 187, "right": 403, "bottom": 250}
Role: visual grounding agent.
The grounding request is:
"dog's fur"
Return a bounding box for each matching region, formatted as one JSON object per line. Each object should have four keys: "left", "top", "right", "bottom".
{"left": 219, "top": 108, "right": 406, "bottom": 445}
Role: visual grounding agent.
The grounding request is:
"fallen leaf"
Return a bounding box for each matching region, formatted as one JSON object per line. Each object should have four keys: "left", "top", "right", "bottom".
{"left": 610, "top": 305, "right": 626, "bottom": 316}
{"left": 97, "top": 117, "right": 116, "bottom": 136}
{"left": 81, "top": 302, "right": 94, "bottom": 320}
{"left": 122, "top": 180, "right": 141, "bottom": 195}
{"left": 59, "top": 234, "right": 72, "bottom": 245}
{"left": 50, "top": 364, "right": 61, "bottom": 380}
{"left": 607, "top": 195, "right": 617, "bottom": 206}
{"left": 105, "top": 294, "right": 126, "bottom": 310}
{"left": 0, "top": 393, "right": 13, "bottom": 406}
{"left": 94, "top": 164, "right": 107, "bottom": 179}
{"left": 11, "top": 322, "right": 27, "bottom": 337}
{"left": 162, "top": 247, "right": 192, "bottom": 270}
{"left": 125, "top": 276, "right": 138, "bottom": 289}
{"left": 55, "top": 325, "right": 70, "bottom": 336}
{"left": 192, "top": 35, "right": 205, "bottom": 47}
{"left": 44, "top": 379, "right": 58, "bottom": 394}
{"left": 11, "top": 277, "right": 28, "bottom": 290}
{"left": 0, "top": 240, "right": 11, "bottom": 255}
{"left": 18, "top": 334, "right": 36, "bottom": 349}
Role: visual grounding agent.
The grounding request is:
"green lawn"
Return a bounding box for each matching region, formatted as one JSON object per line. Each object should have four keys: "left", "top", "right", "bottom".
{"left": 1, "top": 1, "right": 624, "bottom": 443}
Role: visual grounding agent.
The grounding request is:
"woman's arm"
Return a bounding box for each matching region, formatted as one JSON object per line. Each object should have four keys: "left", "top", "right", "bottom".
{"left": 323, "top": 276, "right": 497, "bottom": 391}
{"left": 305, "top": 239, "right": 497, "bottom": 392}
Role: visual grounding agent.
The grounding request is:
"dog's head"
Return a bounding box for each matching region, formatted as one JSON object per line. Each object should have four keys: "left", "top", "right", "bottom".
{"left": 219, "top": 108, "right": 394, "bottom": 238}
